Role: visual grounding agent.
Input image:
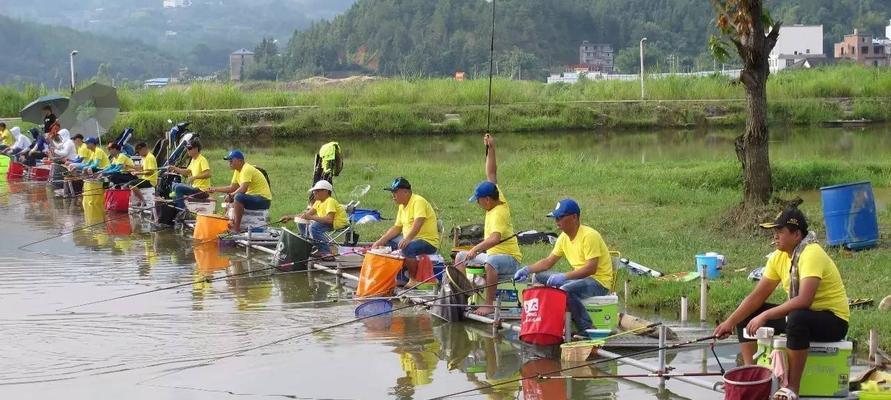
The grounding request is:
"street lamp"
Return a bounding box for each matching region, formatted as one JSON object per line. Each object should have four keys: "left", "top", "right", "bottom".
{"left": 639, "top": 38, "right": 647, "bottom": 100}
{"left": 69, "top": 50, "right": 79, "bottom": 94}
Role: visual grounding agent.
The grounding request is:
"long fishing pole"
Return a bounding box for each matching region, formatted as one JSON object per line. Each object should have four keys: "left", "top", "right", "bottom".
{"left": 485, "top": 0, "right": 496, "bottom": 135}
{"left": 56, "top": 224, "right": 306, "bottom": 311}
{"left": 139, "top": 277, "right": 517, "bottom": 385}
{"left": 428, "top": 334, "right": 720, "bottom": 400}
{"left": 18, "top": 190, "right": 208, "bottom": 250}
{"left": 397, "top": 232, "right": 519, "bottom": 295}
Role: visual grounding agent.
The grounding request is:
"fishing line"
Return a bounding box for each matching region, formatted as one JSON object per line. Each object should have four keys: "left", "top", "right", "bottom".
{"left": 138, "top": 277, "right": 517, "bottom": 385}
{"left": 18, "top": 191, "right": 209, "bottom": 250}
{"left": 428, "top": 335, "right": 720, "bottom": 399}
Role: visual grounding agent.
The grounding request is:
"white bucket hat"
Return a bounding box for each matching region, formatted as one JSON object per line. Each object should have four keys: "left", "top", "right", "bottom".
{"left": 309, "top": 180, "right": 334, "bottom": 193}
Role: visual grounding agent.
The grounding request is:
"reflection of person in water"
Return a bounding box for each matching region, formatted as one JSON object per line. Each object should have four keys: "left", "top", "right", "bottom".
{"left": 390, "top": 315, "right": 439, "bottom": 396}
{"left": 226, "top": 259, "right": 273, "bottom": 310}
{"left": 463, "top": 332, "right": 521, "bottom": 399}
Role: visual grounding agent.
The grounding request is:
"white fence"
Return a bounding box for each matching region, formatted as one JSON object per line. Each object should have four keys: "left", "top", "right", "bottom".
{"left": 547, "top": 69, "right": 742, "bottom": 84}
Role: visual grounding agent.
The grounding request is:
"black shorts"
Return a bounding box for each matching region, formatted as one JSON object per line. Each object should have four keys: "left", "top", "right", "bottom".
{"left": 736, "top": 303, "right": 848, "bottom": 350}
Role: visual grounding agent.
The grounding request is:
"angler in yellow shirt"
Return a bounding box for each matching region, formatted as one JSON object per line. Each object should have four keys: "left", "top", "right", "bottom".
{"left": 373, "top": 177, "right": 440, "bottom": 281}
{"left": 129, "top": 142, "right": 158, "bottom": 207}
{"left": 0, "top": 121, "right": 13, "bottom": 150}
{"left": 514, "top": 198, "right": 614, "bottom": 332}
{"left": 456, "top": 134, "right": 522, "bottom": 316}
{"left": 714, "top": 208, "right": 850, "bottom": 399}
{"left": 167, "top": 140, "right": 211, "bottom": 211}
{"left": 280, "top": 180, "right": 348, "bottom": 256}
{"left": 207, "top": 150, "right": 272, "bottom": 233}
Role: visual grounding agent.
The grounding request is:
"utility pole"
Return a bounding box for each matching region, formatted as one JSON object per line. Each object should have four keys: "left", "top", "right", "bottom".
{"left": 69, "top": 50, "right": 79, "bottom": 94}
{"left": 639, "top": 38, "right": 647, "bottom": 100}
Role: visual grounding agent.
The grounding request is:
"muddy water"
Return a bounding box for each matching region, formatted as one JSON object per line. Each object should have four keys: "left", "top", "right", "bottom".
{"left": 4, "top": 124, "right": 883, "bottom": 399}
{"left": 0, "top": 181, "right": 736, "bottom": 399}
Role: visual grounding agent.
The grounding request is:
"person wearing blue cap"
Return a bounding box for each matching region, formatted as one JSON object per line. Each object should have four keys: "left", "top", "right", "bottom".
{"left": 75, "top": 136, "right": 110, "bottom": 174}
{"left": 455, "top": 134, "right": 522, "bottom": 316}
{"left": 372, "top": 176, "right": 440, "bottom": 283}
{"left": 513, "top": 198, "right": 614, "bottom": 333}
{"left": 207, "top": 150, "right": 272, "bottom": 233}
{"left": 167, "top": 140, "right": 211, "bottom": 213}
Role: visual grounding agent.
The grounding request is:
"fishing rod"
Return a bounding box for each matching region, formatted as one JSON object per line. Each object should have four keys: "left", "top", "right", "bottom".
{"left": 485, "top": 0, "right": 496, "bottom": 135}
{"left": 17, "top": 190, "right": 209, "bottom": 250}
{"left": 428, "top": 334, "right": 721, "bottom": 399}
{"left": 138, "top": 276, "right": 517, "bottom": 385}
{"left": 541, "top": 371, "right": 724, "bottom": 380}
{"left": 397, "top": 232, "right": 519, "bottom": 295}
{"left": 56, "top": 224, "right": 315, "bottom": 312}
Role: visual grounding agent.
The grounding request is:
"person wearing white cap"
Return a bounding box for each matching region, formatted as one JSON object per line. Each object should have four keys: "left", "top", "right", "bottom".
{"left": 279, "top": 180, "right": 348, "bottom": 256}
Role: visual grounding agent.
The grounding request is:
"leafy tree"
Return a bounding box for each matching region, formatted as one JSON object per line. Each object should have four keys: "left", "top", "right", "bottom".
{"left": 710, "top": 0, "right": 781, "bottom": 207}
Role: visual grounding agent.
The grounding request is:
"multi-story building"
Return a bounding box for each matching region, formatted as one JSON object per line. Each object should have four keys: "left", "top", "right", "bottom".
{"left": 768, "top": 24, "right": 825, "bottom": 72}
{"left": 579, "top": 41, "right": 614, "bottom": 73}
{"left": 834, "top": 29, "right": 888, "bottom": 67}
{"left": 230, "top": 49, "right": 255, "bottom": 82}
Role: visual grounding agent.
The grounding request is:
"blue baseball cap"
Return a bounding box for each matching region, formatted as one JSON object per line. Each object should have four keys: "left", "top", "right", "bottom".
{"left": 547, "top": 198, "right": 581, "bottom": 218}
{"left": 84, "top": 137, "right": 99, "bottom": 145}
{"left": 468, "top": 181, "right": 498, "bottom": 202}
{"left": 223, "top": 149, "right": 244, "bottom": 161}
{"left": 383, "top": 176, "right": 411, "bottom": 192}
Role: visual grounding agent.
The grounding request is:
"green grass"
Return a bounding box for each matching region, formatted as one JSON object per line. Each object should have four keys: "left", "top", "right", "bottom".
{"left": 191, "top": 127, "right": 891, "bottom": 352}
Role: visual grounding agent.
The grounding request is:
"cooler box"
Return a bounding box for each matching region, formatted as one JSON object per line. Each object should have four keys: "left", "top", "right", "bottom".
{"left": 756, "top": 338, "right": 852, "bottom": 397}
{"left": 227, "top": 208, "right": 269, "bottom": 231}
{"left": 583, "top": 295, "right": 619, "bottom": 331}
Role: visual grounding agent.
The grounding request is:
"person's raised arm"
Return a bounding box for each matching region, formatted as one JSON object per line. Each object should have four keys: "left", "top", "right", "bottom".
{"left": 484, "top": 134, "right": 497, "bottom": 184}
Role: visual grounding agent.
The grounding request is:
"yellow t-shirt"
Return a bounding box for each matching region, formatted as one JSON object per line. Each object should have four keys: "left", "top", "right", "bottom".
{"left": 551, "top": 225, "right": 613, "bottom": 290}
{"left": 395, "top": 194, "right": 439, "bottom": 247}
{"left": 112, "top": 153, "right": 135, "bottom": 169}
{"left": 763, "top": 243, "right": 850, "bottom": 321}
{"left": 484, "top": 187, "right": 521, "bottom": 261}
{"left": 187, "top": 154, "right": 211, "bottom": 191}
{"left": 89, "top": 147, "right": 110, "bottom": 169}
{"left": 229, "top": 162, "right": 271, "bottom": 200}
{"left": 141, "top": 152, "right": 158, "bottom": 186}
{"left": 313, "top": 197, "right": 348, "bottom": 229}
{"left": 77, "top": 143, "right": 92, "bottom": 159}
{"left": 0, "top": 128, "right": 12, "bottom": 147}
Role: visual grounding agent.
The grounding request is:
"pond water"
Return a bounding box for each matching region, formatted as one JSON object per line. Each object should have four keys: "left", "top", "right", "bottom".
{"left": 1, "top": 124, "right": 882, "bottom": 399}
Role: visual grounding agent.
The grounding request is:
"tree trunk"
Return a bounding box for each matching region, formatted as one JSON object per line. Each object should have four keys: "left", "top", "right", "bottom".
{"left": 730, "top": 0, "right": 778, "bottom": 208}
{"left": 740, "top": 71, "right": 772, "bottom": 206}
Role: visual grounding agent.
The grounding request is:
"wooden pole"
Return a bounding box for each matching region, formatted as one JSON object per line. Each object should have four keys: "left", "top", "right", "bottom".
{"left": 700, "top": 273, "right": 707, "bottom": 322}
{"left": 681, "top": 296, "right": 688, "bottom": 322}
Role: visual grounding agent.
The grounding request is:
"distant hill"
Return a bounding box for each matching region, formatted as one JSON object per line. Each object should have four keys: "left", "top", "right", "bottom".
{"left": 279, "top": 0, "right": 890, "bottom": 79}
{"left": 2, "top": 0, "right": 357, "bottom": 73}
{"left": 0, "top": 15, "right": 176, "bottom": 86}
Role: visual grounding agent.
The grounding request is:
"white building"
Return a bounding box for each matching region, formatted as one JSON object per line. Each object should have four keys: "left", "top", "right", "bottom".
{"left": 769, "top": 24, "right": 825, "bottom": 72}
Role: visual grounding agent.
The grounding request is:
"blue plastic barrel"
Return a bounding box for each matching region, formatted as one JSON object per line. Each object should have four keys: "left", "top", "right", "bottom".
{"left": 820, "top": 181, "right": 879, "bottom": 250}
{"left": 695, "top": 254, "right": 720, "bottom": 279}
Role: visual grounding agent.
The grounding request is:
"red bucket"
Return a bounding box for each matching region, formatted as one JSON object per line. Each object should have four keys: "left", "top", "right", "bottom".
{"left": 723, "top": 365, "right": 774, "bottom": 400}
{"left": 104, "top": 189, "right": 131, "bottom": 212}
{"left": 520, "top": 287, "right": 567, "bottom": 345}
{"left": 29, "top": 166, "right": 51, "bottom": 181}
{"left": 6, "top": 162, "right": 25, "bottom": 180}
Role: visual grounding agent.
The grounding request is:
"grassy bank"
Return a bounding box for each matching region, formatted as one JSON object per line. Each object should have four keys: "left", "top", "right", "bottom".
{"left": 192, "top": 129, "right": 891, "bottom": 352}
{"left": 3, "top": 65, "right": 891, "bottom": 137}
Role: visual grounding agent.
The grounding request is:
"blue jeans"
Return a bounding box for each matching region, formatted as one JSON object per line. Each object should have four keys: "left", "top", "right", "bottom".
{"left": 534, "top": 271, "right": 609, "bottom": 331}
{"left": 299, "top": 221, "right": 333, "bottom": 254}
{"left": 171, "top": 183, "right": 207, "bottom": 210}
{"left": 386, "top": 235, "right": 437, "bottom": 258}
{"left": 234, "top": 193, "right": 271, "bottom": 210}
{"left": 455, "top": 251, "right": 520, "bottom": 279}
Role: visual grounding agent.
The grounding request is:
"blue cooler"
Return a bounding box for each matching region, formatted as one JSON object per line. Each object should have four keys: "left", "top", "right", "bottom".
{"left": 820, "top": 181, "right": 879, "bottom": 250}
